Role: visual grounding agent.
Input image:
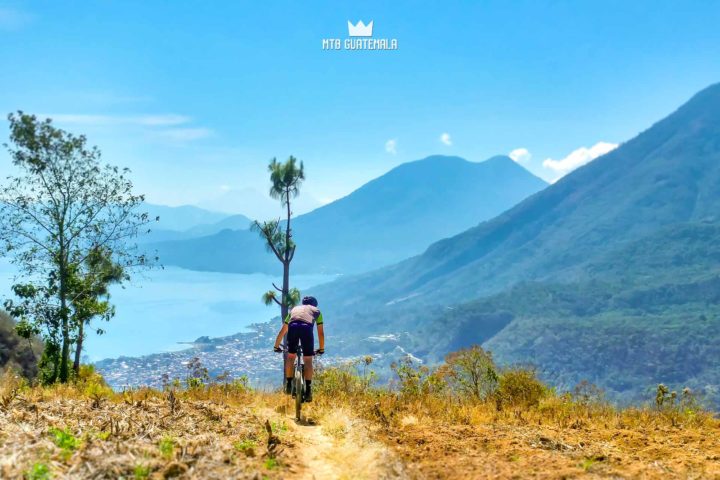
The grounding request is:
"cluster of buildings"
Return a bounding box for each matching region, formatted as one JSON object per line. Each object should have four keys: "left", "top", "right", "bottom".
{"left": 95, "top": 323, "right": 286, "bottom": 390}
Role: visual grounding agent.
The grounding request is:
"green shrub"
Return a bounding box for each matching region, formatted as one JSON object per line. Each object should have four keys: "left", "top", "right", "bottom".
{"left": 24, "top": 462, "right": 51, "bottom": 480}
{"left": 49, "top": 427, "right": 79, "bottom": 461}
{"left": 443, "top": 345, "right": 498, "bottom": 400}
{"left": 315, "top": 357, "right": 376, "bottom": 398}
{"left": 233, "top": 439, "right": 256, "bottom": 457}
{"left": 158, "top": 436, "right": 175, "bottom": 459}
{"left": 391, "top": 356, "right": 445, "bottom": 398}
{"left": 133, "top": 464, "right": 151, "bottom": 479}
{"left": 495, "top": 367, "right": 547, "bottom": 410}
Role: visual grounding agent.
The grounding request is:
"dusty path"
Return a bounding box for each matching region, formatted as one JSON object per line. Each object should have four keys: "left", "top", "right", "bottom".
{"left": 263, "top": 402, "right": 408, "bottom": 480}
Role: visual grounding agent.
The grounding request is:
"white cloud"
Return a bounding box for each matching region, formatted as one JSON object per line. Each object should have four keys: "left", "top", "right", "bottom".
{"left": 40, "top": 113, "right": 212, "bottom": 143}
{"left": 136, "top": 115, "right": 190, "bottom": 126}
{"left": 440, "top": 133, "right": 452, "bottom": 146}
{"left": 385, "top": 138, "right": 397, "bottom": 155}
{"left": 155, "top": 127, "right": 213, "bottom": 142}
{"left": 542, "top": 141, "right": 618, "bottom": 180}
{"left": 45, "top": 114, "right": 191, "bottom": 127}
{"left": 509, "top": 147, "right": 531, "bottom": 163}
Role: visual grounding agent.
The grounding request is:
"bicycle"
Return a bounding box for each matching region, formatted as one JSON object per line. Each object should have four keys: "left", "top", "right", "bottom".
{"left": 292, "top": 343, "right": 305, "bottom": 420}
{"left": 275, "top": 344, "right": 323, "bottom": 421}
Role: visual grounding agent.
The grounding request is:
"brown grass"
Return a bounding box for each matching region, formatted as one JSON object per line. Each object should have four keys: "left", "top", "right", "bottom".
{"left": 0, "top": 372, "right": 303, "bottom": 479}
{"left": 2, "top": 362, "right": 720, "bottom": 479}
{"left": 312, "top": 365, "right": 720, "bottom": 479}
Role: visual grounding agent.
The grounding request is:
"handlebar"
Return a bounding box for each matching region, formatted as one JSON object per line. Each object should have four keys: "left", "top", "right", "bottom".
{"left": 273, "top": 346, "right": 325, "bottom": 355}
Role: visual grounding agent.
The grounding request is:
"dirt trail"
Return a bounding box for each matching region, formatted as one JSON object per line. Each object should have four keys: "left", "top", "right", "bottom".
{"left": 264, "top": 403, "right": 408, "bottom": 480}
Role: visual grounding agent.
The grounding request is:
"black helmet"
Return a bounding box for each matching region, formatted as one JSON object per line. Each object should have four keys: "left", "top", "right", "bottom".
{"left": 302, "top": 296, "right": 318, "bottom": 307}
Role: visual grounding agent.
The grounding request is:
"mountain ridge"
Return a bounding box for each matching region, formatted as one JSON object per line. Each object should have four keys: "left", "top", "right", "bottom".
{"left": 314, "top": 82, "right": 720, "bottom": 312}
{"left": 151, "top": 154, "right": 547, "bottom": 275}
{"left": 306, "top": 82, "right": 720, "bottom": 406}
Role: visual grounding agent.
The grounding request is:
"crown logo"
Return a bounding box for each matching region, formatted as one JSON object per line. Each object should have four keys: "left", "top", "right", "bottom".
{"left": 348, "top": 20, "right": 373, "bottom": 37}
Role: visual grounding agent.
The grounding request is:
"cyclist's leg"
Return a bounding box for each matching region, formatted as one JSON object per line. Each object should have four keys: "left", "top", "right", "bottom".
{"left": 285, "top": 353, "right": 296, "bottom": 378}
{"left": 286, "top": 323, "right": 301, "bottom": 392}
{"left": 304, "top": 356, "right": 313, "bottom": 380}
{"left": 298, "top": 322, "right": 315, "bottom": 380}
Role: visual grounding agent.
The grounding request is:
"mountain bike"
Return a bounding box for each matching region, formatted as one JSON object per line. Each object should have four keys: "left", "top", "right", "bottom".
{"left": 292, "top": 343, "right": 305, "bottom": 421}
{"left": 275, "top": 344, "right": 323, "bottom": 421}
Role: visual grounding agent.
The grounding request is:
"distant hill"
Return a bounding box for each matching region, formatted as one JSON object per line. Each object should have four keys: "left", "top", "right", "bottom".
{"left": 143, "top": 203, "right": 232, "bottom": 231}
{"left": 138, "top": 205, "right": 251, "bottom": 243}
{"left": 405, "top": 223, "right": 720, "bottom": 405}
{"left": 309, "top": 83, "right": 720, "bottom": 406}
{"left": 152, "top": 155, "right": 548, "bottom": 274}
{"left": 198, "top": 187, "right": 324, "bottom": 220}
{"left": 316, "top": 83, "right": 720, "bottom": 312}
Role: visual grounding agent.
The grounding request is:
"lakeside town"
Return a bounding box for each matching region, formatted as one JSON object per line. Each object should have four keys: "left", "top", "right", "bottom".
{"left": 94, "top": 320, "right": 416, "bottom": 390}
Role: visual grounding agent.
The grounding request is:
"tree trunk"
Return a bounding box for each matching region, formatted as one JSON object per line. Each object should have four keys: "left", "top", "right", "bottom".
{"left": 281, "top": 188, "right": 292, "bottom": 385}
{"left": 282, "top": 185, "right": 292, "bottom": 319}
{"left": 58, "top": 256, "right": 71, "bottom": 383}
{"left": 73, "top": 321, "right": 84, "bottom": 373}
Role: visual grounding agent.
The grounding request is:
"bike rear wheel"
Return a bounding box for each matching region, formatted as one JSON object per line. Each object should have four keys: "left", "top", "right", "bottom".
{"left": 294, "top": 371, "right": 303, "bottom": 420}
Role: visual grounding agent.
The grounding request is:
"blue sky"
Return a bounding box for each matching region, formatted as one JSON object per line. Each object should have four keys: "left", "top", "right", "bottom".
{"left": 1, "top": 1, "right": 719, "bottom": 213}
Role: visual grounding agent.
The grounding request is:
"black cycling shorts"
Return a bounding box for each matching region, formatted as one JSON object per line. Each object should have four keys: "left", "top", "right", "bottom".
{"left": 287, "top": 321, "right": 315, "bottom": 356}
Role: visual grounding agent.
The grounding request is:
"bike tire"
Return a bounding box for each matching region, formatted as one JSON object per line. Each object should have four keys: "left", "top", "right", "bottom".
{"left": 294, "top": 371, "right": 303, "bottom": 420}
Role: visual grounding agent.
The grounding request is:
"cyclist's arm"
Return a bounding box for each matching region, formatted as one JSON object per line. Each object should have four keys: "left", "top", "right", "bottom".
{"left": 316, "top": 313, "right": 325, "bottom": 350}
{"left": 273, "top": 323, "right": 288, "bottom": 350}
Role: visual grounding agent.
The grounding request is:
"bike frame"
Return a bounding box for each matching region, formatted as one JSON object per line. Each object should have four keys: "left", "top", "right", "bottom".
{"left": 293, "top": 343, "right": 305, "bottom": 420}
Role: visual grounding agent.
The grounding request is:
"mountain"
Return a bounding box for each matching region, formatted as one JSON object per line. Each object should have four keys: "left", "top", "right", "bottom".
{"left": 198, "top": 187, "right": 324, "bottom": 220}
{"left": 316, "top": 83, "right": 720, "bottom": 312}
{"left": 407, "top": 223, "right": 720, "bottom": 404}
{"left": 309, "top": 83, "right": 720, "bottom": 406}
{"left": 183, "top": 214, "right": 253, "bottom": 236}
{"left": 152, "top": 155, "right": 548, "bottom": 274}
{"left": 143, "top": 203, "right": 231, "bottom": 231}
{"left": 138, "top": 205, "right": 251, "bottom": 243}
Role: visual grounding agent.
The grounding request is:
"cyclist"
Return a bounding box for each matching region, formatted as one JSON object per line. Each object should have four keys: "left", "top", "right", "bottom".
{"left": 273, "top": 295, "right": 325, "bottom": 402}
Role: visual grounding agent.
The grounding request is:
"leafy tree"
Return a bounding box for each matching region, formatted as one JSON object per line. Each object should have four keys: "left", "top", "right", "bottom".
{"left": 443, "top": 345, "right": 498, "bottom": 400}
{"left": 252, "top": 156, "right": 305, "bottom": 321}
{"left": 0, "top": 112, "right": 153, "bottom": 382}
{"left": 68, "top": 246, "right": 125, "bottom": 372}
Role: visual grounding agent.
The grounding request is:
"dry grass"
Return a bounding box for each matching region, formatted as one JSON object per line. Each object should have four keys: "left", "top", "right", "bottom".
{"left": 314, "top": 376, "right": 720, "bottom": 479}
{"left": 0, "top": 373, "right": 301, "bottom": 479}
{"left": 2, "top": 364, "right": 720, "bottom": 479}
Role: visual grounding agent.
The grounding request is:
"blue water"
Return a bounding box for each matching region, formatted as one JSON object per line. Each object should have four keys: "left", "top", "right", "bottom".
{"left": 0, "top": 259, "right": 335, "bottom": 361}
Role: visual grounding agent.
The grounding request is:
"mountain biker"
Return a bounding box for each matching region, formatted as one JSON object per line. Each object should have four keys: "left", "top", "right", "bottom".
{"left": 273, "top": 295, "right": 325, "bottom": 402}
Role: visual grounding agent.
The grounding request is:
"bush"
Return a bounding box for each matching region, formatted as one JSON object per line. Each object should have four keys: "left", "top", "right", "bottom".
{"left": 391, "top": 356, "right": 445, "bottom": 398}
{"left": 0, "top": 367, "right": 28, "bottom": 410}
{"left": 572, "top": 380, "right": 605, "bottom": 406}
{"left": 24, "top": 462, "right": 51, "bottom": 480}
{"left": 495, "top": 367, "right": 547, "bottom": 410}
{"left": 315, "top": 357, "right": 376, "bottom": 399}
{"left": 443, "top": 345, "right": 498, "bottom": 400}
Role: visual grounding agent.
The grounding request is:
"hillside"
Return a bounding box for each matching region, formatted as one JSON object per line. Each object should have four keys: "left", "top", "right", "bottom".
{"left": 143, "top": 204, "right": 232, "bottom": 232}
{"left": 2, "top": 357, "right": 719, "bottom": 479}
{"left": 481, "top": 223, "right": 720, "bottom": 405}
{"left": 0, "top": 312, "right": 42, "bottom": 380}
{"left": 151, "top": 155, "right": 547, "bottom": 274}
{"left": 314, "top": 83, "right": 720, "bottom": 311}
{"left": 139, "top": 205, "right": 252, "bottom": 244}
{"left": 301, "top": 83, "right": 720, "bottom": 406}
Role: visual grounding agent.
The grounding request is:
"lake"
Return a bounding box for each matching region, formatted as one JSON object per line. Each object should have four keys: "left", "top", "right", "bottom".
{"left": 0, "top": 259, "right": 335, "bottom": 361}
